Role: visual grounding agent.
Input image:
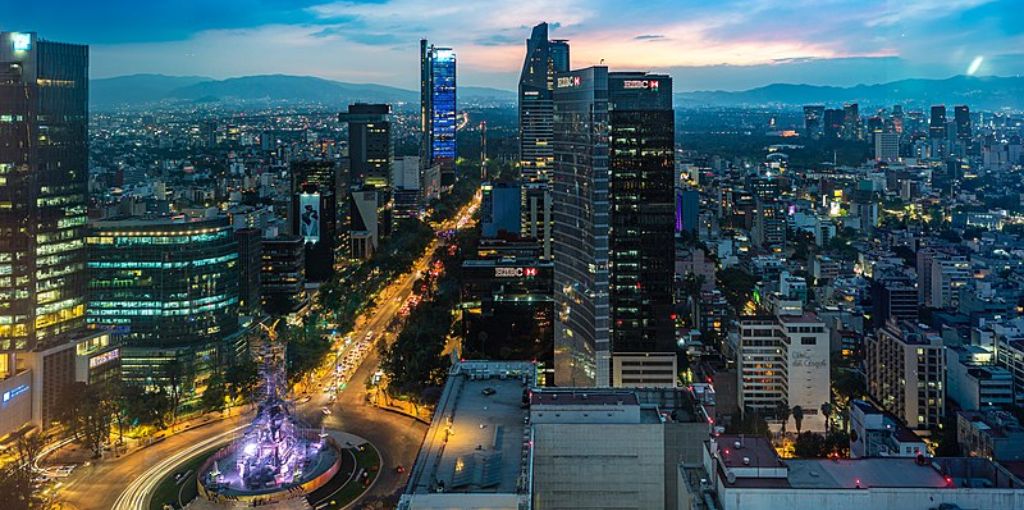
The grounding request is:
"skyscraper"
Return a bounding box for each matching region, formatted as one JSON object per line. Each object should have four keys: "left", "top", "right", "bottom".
{"left": 929, "top": 105, "right": 947, "bottom": 139}
{"left": 0, "top": 32, "right": 89, "bottom": 352}
{"left": 552, "top": 66, "right": 610, "bottom": 387}
{"left": 518, "top": 22, "right": 569, "bottom": 181}
{"left": 552, "top": 68, "right": 676, "bottom": 387}
{"left": 420, "top": 40, "right": 457, "bottom": 187}
{"left": 842, "top": 102, "right": 860, "bottom": 140}
{"left": 1, "top": 32, "right": 95, "bottom": 431}
{"left": 802, "top": 105, "right": 824, "bottom": 140}
{"left": 954, "top": 105, "right": 971, "bottom": 141}
{"left": 291, "top": 160, "right": 337, "bottom": 281}
{"left": 340, "top": 104, "right": 393, "bottom": 254}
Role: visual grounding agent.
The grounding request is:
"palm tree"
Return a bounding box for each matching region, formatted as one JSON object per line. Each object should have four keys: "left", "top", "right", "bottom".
{"left": 792, "top": 405, "right": 805, "bottom": 434}
{"left": 776, "top": 400, "right": 791, "bottom": 437}
{"left": 821, "top": 402, "right": 833, "bottom": 434}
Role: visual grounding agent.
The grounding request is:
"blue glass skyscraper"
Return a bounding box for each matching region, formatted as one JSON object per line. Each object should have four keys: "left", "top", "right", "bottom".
{"left": 420, "top": 39, "right": 457, "bottom": 186}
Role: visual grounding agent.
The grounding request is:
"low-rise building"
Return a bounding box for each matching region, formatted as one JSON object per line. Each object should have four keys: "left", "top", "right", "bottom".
{"left": 958, "top": 409, "right": 1024, "bottom": 462}
{"left": 849, "top": 400, "right": 927, "bottom": 458}
{"left": 690, "top": 434, "right": 1024, "bottom": 510}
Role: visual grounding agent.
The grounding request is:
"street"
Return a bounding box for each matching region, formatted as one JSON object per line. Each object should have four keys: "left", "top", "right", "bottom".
{"left": 55, "top": 191, "right": 479, "bottom": 510}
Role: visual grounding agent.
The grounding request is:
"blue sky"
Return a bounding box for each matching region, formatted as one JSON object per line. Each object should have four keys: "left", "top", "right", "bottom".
{"left": 4, "top": 0, "right": 1022, "bottom": 91}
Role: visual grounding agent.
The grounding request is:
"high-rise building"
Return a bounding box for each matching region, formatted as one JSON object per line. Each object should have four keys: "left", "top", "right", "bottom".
{"left": 292, "top": 161, "right": 337, "bottom": 282}
{"left": 0, "top": 32, "right": 89, "bottom": 352}
{"left": 867, "top": 320, "right": 945, "bottom": 431}
{"left": 521, "top": 181, "right": 553, "bottom": 259}
{"left": 481, "top": 181, "right": 522, "bottom": 238}
{"left": 606, "top": 72, "right": 676, "bottom": 388}
{"left": 823, "top": 108, "right": 844, "bottom": 140}
{"left": 260, "top": 232, "right": 308, "bottom": 316}
{"left": 420, "top": 40, "right": 457, "bottom": 187}
{"left": 518, "top": 22, "right": 569, "bottom": 181}
{"left": 234, "top": 227, "right": 262, "bottom": 316}
{"left": 1, "top": 32, "right": 92, "bottom": 433}
{"left": 929, "top": 105, "right": 947, "bottom": 139}
{"left": 349, "top": 189, "right": 379, "bottom": 260}
{"left": 677, "top": 188, "right": 700, "bottom": 235}
{"left": 340, "top": 103, "right": 392, "bottom": 191}
{"left": 738, "top": 312, "right": 830, "bottom": 433}
{"left": 802, "top": 105, "right": 824, "bottom": 139}
{"left": 869, "top": 274, "right": 918, "bottom": 329}
{"left": 391, "top": 156, "right": 421, "bottom": 222}
{"left": 874, "top": 131, "right": 899, "bottom": 161}
{"left": 954, "top": 105, "right": 971, "bottom": 141}
{"left": 552, "top": 66, "right": 610, "bottom": 387}
{"left": 87, "top": 216, "right": 243, "bottom": 395}
{"left": 552, "top": 67, "right": 676, "bottom": 387}
{"left": 842, "top": 102, "right": 860, "bottom": 140}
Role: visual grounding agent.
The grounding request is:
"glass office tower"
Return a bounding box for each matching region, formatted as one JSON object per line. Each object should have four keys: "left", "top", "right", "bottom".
{"left": 420, "top": 40, "right": 457, "bottom": 186}
{"left": 552, "top": 68, "right": 677, "bottom": 387}
{"left": 518, "top": 22, "right": 569, "bottom": 181}
{"left": 552, "top": 66, "right": 610, "bottom": 387}
{"left": 87, "top": 216, "right": 242, "bottom": 395}
{"left": 0, "top": 32, "right": 89, "bottom": 352}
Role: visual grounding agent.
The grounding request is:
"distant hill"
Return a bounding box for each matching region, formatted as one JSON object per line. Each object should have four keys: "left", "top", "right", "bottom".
{"left": 677, "top": 75, "right": 1024, "bottom": 109}
{"left": 89, "top": 74, "right": 515, "bottom": 109}
{"left": 91, "top": 74, "right": 211, "bottom": 108}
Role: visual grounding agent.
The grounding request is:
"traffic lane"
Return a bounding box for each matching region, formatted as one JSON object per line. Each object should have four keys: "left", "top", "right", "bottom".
{"left": 61, "top": 413, "right": 250, "bottom": 510}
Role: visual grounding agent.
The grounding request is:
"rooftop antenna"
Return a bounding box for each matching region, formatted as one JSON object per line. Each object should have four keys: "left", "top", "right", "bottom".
{"left": 600, "top": 58, "right": 605, "bottom": 64}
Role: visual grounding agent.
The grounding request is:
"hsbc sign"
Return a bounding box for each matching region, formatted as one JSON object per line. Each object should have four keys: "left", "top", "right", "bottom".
{"left": 495, "top": 267, "right": 539, "bottom": 278}
{"left": 557, "top": 75, "right": 582, "bottom": 88}
{"left": 622, "top": 79, "right": 660, "bottom": 91}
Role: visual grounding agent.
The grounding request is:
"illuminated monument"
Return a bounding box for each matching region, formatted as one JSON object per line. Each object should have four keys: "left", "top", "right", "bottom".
{"left": 197, "top": 321, "right": 341, "bottom": 504}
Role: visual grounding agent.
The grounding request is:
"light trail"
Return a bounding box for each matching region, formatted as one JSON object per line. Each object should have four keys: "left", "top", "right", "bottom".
{"left": 111, "top": 425, "right": 245, "bottom": 510}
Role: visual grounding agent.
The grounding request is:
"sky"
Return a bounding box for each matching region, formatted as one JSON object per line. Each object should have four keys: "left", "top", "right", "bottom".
{"left": 4, "top": 0, "right": 1023, "bottom": 91}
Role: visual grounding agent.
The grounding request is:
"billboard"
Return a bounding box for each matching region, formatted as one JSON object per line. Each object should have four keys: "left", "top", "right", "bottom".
{"left": 299, "top": 192, "right": 321, "bottom": 244}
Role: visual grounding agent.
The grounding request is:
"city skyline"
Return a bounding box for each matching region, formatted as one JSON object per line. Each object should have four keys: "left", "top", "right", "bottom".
{"left": 4, "top": 0, "right": 1023, "bottom": 91}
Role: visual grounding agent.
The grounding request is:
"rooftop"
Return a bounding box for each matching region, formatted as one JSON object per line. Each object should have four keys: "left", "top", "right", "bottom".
{"left": 787, "top": 458, "right": 946, "bottom": 489}
{"left": 405, "top": 361, "right": 535, "bottom": 497}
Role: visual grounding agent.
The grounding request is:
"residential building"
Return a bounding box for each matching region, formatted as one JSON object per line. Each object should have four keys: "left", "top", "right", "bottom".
{"left": 738, "top": 312, "right": 830, "bottom": 433}
{"left": 957, "top": 409, "right": 1024, "bottom": 461}
{"left": 867, "top": 320, "right": 945, "bottom": 431}
{"left": 849, "top": 400, "right": 927, "bottom": 458}
{"left": 946, "top": 345, "right": 1014, "bottom": 410}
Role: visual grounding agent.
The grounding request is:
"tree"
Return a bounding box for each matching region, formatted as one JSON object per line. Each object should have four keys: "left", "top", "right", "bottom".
{"left": 225, "top": 357, "right": 260, "bottom": 404}
{"left": 792, "top": 405, "right": 805, "bottom": 434}
{"left": 776, "top": 400, "right": 791, "bottom": 436}
{"left": 163, "top": 359, "right": 185, "bottom": 426}
{"left": 820, "top": 402, "right": 833, "bottom": 434}
{"left": 0, "top": 433, "right": 46, "bottom": 510}
{"left": 717, "top": 267, "right": 757, "bottom": 314}
{"left": 201, "top": 371, "right": 228, "bottom": 414}
{"left": 794, "top": 431, "right": 827, "bottom": 458}
{"left": 80, "top": 383, "right": 115, "bottom": 458}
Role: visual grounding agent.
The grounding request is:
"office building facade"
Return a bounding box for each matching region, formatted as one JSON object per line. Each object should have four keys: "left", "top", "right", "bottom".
{"left": 420, "top": 40, "right": 457, "bottom": 186}
{"left": 518, "top": 22, "right": 569, "bottom": 181}
{"left": 87, "top": 216, "right": 243, "bottom": 397}
{"left": 1, "top": 32, "right": 93, "bottom": 434}
{"left": 481, "top": 181, "right": 522, "bottom": 238}
{"left": 606, "top": 72, "right": 677, "bottom": 387}
{"left": 260, "top": 233, "right": 308, "bottom": 316}
{"left": 552, "top": 66, "right": 610, "bottom": 386}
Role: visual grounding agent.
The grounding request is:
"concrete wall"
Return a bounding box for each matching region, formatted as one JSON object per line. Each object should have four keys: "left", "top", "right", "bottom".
{"left": 717, "top": 486, "right": 1024, "bottom": 510}
{"left": 533, "top": 423, "right": 665, "bottom": 509}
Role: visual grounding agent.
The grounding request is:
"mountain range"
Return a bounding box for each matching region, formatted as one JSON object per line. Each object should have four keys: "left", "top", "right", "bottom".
{"left": 676, "top": 75, "right": 1024, "bottom": 109}
{"left": 90, "top": 74, "right": 515, "bottom": 109}
{"left": 90, "top": 73, "right": 1024, "bottom": 110}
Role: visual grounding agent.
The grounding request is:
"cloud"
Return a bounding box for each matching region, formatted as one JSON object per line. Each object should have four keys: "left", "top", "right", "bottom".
{"left": 16, "top": 0, "right": 1022, "bottom": 90}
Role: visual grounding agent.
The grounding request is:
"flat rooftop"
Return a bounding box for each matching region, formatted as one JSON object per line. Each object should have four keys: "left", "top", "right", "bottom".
{"left": 406, "top": 361, "right": 534, "bottom": 497}
{"left": 529, "top": 389, "right": 639, "bottom": 407}
{"left": 787, "top": 458, "right": 946, "bottom": 489}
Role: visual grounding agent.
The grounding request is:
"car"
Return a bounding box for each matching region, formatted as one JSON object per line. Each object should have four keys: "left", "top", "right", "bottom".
{"left": 395, "top": 465, "right": 405, "bottom": 473}
{"left": 321, "top": 407, "right": 332, "bottom": 415}
{"left": 481, "top": 387, "right": 496, "bottom": 396}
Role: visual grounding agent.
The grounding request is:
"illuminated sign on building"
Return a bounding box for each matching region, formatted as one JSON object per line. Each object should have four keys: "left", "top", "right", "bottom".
{"left": 89, "top": 348, "right": 120, "bottom": 369}
{"left": 556, "top": 75, "right": 582, "bottom": 88}
{"left": 495, "top": 267, "right": 539, "bottom": 278}
{"left": 622, "top": 79, "right": 659, "bottom": 91}
{"left": 11, "top": 32, "right": 31, "bottom": 52}
{"left": 2, "top": 384, "right": 29, "bottom": 406}
{"left": 298, "top": 192, "right": 321, "bottom": 244}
